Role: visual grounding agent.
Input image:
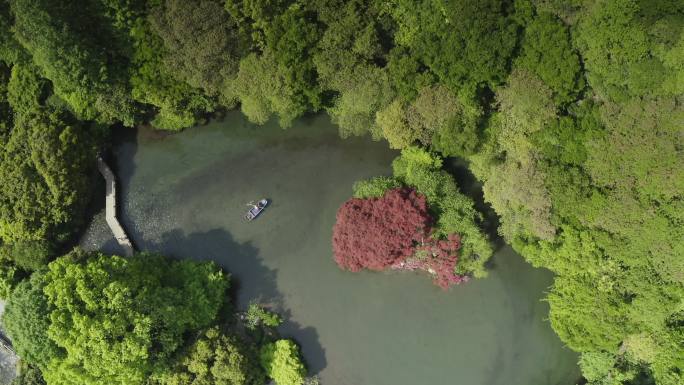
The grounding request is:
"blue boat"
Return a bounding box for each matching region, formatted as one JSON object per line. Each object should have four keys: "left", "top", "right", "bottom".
{"left": 244, "top": 199, "right": 268, "bottom": 221}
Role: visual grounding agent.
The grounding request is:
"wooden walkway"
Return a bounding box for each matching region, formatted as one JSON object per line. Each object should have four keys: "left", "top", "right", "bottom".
{"left": 0, "top": 333, "right": 13, "bottom": 354}
{"left": 96, "top": 156, "right": 135, "bottom": 257}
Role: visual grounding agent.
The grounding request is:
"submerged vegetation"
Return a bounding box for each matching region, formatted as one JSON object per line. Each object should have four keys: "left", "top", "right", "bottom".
{"left": 0, "top": 0, "right": 681, "bottom": 384}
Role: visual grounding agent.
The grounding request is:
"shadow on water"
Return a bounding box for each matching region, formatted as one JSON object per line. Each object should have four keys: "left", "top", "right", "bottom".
{"left": 129, "top": 227, "right": 328, "bottom": 374}
{"left": 277, "top": 311, "right": 328, "bottom": 375}
{"left": 138, "top": 228, "right": 282, "bottom": 308}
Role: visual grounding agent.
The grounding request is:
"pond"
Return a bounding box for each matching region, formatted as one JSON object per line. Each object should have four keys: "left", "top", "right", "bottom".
{"left": 81, "top": 112, "right": 580, "bottom": 385}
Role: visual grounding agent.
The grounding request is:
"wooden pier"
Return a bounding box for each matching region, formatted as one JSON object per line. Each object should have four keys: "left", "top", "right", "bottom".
{"left": 96, "top": 156, "right": 135, "bottom": 257}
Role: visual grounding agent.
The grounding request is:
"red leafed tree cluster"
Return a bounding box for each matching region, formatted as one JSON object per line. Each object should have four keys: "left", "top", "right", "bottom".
{"left": 332, "top": 188, "right": 432, "bottom": 272}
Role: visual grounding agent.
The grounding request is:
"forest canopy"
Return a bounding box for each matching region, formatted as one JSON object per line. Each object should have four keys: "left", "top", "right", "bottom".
{"left": 0, "top": 0, "right": 681, "bottom": 384}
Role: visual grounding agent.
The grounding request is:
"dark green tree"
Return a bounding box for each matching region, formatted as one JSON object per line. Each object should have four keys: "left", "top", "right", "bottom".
{"left": 10, "top": 0, "right": 138, "bottom": 124}
{"left": 3, "top": 271, "right": 63, "bottom": 370}
{"left": 154, "top": 327, "right": 265, "bottom": 385}
{"left": 514, "top": 12, "right": 584, "bottom": 105}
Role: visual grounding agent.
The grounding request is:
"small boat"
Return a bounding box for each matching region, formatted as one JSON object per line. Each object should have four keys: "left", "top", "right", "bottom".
{"left": 244, "top": 199, "right": 268, "bottom": 221}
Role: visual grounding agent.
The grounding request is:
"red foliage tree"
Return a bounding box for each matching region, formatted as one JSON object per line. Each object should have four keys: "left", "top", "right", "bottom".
{"left": 418, "top": 234, "right": 463, "bottom": 289}
{"left": 391, "top": 234, "right": 464, "bottom": 289}
{"left": 332, "top": 188, "right": 432, "bottom": 272}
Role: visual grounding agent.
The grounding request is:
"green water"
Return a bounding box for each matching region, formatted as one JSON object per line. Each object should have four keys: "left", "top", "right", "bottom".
{"left": 81, "top": 112, "right": 580, "bottom": 385}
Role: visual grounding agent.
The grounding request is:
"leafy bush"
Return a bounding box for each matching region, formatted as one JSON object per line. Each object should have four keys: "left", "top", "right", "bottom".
{"left": 3, "top": 271, "right": 62, "bottom": 370}
{"left": 352, "top": 177, "right": 402, "bottom": 199}
{"left": 0, "top": 240, "right": 53, "bottom": 271}
{"left": 259, "top": 340, "right": 306, "bottom": 385}
{"left": 514, "top": 12, "right": 584, "bottom": 104}
{"left": 0, "top": 258, "right": 21, "bottom": 299}
{"left": 11, "top": 364, "right": 46, "bottom": 385}
{"left": 246, "top": 303, "right": 283, "bottom": 330}
{"left": 10, "top": 0, "right": 137, "bottom": 124}
{"left": 0, "top": 106, "right": 99, "bottom": 247}
{"left": 155, "top": 327, "right": 265, "bottom": 385}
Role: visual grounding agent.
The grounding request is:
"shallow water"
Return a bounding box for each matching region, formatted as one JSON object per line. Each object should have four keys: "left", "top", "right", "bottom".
{"left": 81, "top": 112, "right": 579, "bottom": 385}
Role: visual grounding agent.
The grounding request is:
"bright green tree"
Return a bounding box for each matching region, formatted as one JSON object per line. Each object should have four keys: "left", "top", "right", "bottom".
{"left": 259, "top": 340, "right": 306, "bottom": 385}
{"left": 39, "top": 250, "right": 229, "bottom": 385}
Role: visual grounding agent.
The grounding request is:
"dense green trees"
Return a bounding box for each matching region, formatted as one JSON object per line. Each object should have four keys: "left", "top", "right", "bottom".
{"left": 150, "top": 0, "right": 243, "bottom": 101}
{"left": 389, "top": 0, "right": 516, "bottom": 92}
{"left": 40, "top": 251, "right": 228, "bottom": 385}
{"left": 3, "top": 250, "right": 312, "bottom": 385}
{"left": 464, "top": 3, "right": 683, "bottom": 384}
{"left": 9, "top": 0, "right": 137, "bottom": 124}
{"left": 514, "top": 12, "right": 584, "bottom": 105}
{"left": 4, "top": 250, "right": 230, "bottom": 384}
{"left": 3, "top": 271, "right": 62, "bottom": 370}
{"left": 574, "top": 0, "right": 683, "bottom": 100}
{"left": 155, "top": 327, "right": 265, "bottom": 385}
{"left": 0, "top": 106, "right": 99, "bottom": 251}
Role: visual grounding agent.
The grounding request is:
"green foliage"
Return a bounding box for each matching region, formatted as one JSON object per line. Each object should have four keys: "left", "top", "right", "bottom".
{"left": 375, "top": 100, "right": 415, "bottom": 149}
{"left": 392, "top": 147, "right": 493, "bottom": 277}
{"left": 0, "top": 106, "right": 98, "bottom": 246}
{"left": 578, "top": 352, "right": 636, "bottom": 385}
{"left": 313, "top": 0, "right": 388, "bottom": 92}
{"left": 0, "top": 3, "right": 23, "bottom": 64}
{"left": 0, "top": 240, "right": 54, "bottom": 271}
{"left": 474, "top": 69, "right": 557, "bottom": 241}
{"left": 155, "top": 327, "right": 265, "bottom": 385}
{"left": 233, "top": 52, "right": 308, "bottom": 127}
{"left": 10, "top": 0, "right": 137, "bottom": 124}
{"left": 471, "top": 9, "right": 684, "bottom": 380}
{"left": 6, "top": 61, "right": 48, "bottom": 117}
{"left": 129, "top": 19, "right": 214, "bottom": 131}
{"left": 313, "top": 0, "right": 394, "bottom": 136}
{"left": 386, "top": 47, "right": 436, "bottom": 102}
{"left": 11, "top": 364, "right": 46, "bottom": 385}
{"left": 150, "top": 0, "right": 244, "bottom": 100}
{"left": 227, "top": 1, "right": 321, "bottom": 126}
{"left": 40, "top": 250, "right": 229, "bottom": 385}
{"left": 3, "top": 271, "right": 63, "bottom": 370}
{"left": 514, "top": 12, "right": 584, "bottom": 104}
{"left": 259, "top": 340, "right": 306, "bottom": 385}
{"left": 414, "top": 85, "right": 482, "bottom": 157}
{"left": 246, "top": 303, "right": 283, "bottom": 330}
{"left": 389, "top": 0, "right": 517, "bottom": 91}
{"left": 0, "top": 258, "right": 21, "bottom": 299}
{"left": 326, "top": 64, "right": 394, "bottom": 138}
{"left": 574, "top": 0, "right": 684, "bottom": 101}
{"left": 352, "top": 177, "right": 403, "bottom": 199}
{"left": 376, "top": 85, "right": 474, "bottom": 150}
{"left": 261, "top": 3, "right": 321, "bottom": 110}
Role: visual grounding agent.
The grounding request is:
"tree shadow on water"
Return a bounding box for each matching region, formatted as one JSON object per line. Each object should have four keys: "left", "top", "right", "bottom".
{"left": 277, "top": 310, "right": 328, "bottom": 375}
{"left": 141, "top": 228, "right": 282, "bottom": 309}
{"left": 138, "top": 228, "right": 328, "bottom": 373}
